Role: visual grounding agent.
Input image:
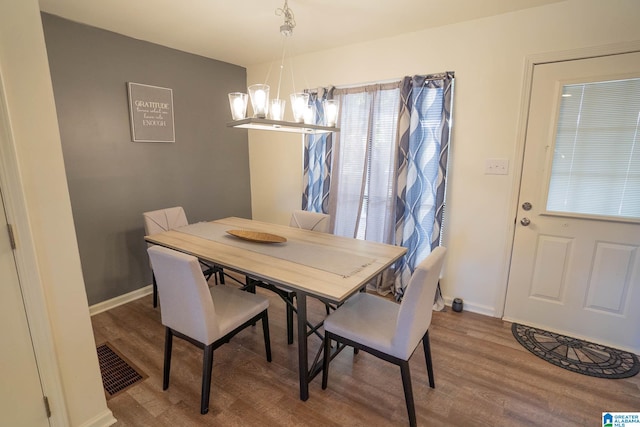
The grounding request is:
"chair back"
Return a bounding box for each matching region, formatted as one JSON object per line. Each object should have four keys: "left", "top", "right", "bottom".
{"left": 392, "top": 246, "right": 447, "bottom": 359}
{"left": 289, "top": 210, "right": 330, "bottom": 233}
{"left": 143, "top": 206, "right": 189, "bottom": 235}
{"left": 147, "top": 245, "right": 220, "bottom": 344}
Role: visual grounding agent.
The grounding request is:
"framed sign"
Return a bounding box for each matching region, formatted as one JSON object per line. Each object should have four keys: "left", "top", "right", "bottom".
{"left": 127, "top": 82, "right": 175, "bottom": 142}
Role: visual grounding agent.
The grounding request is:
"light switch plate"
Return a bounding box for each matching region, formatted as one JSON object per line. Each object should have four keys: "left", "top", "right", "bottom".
{"left": 485, "top": 158, "right": 509, "bottom": 175}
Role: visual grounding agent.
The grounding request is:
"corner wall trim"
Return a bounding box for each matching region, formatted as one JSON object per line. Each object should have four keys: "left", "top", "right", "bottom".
{"left": 77, "top": 408, "right": 118, "bottom": 427}
{"left": 89, "top": 285, "right": 153, "bottom": 316}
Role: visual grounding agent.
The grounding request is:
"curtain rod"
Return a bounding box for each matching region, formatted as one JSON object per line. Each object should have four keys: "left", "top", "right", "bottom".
{"left": 334, "top": 71, "right": 455, "bottom": 90}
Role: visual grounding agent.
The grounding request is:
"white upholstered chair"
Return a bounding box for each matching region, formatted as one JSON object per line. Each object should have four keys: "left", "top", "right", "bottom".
{"left": 322, "top": 246, "right": 447, "bottom": 427}
{"left": 143, "top": 206, "right": 222, "bottom": 307}
{"left": 147, "top": 245, "right": 271, "bottom": 415}
{"left": 289, "top": 209, "right": 331, "bottom": 233}
{"left": 250, "top": 210, "right": 331, "bottom": 344}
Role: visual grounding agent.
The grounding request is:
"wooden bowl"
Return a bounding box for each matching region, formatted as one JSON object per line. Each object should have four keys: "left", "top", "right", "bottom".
{"left": 226, "top": 229, "right": 287, "bottom": 243}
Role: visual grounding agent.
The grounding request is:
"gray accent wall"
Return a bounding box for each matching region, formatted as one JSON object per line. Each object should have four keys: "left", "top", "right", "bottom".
{"left": 41, "top": 13, "right": 251, "bottom": 305}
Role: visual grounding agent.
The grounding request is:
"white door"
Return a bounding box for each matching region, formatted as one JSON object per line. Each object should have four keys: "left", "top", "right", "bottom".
{"left": 503, "top": 51, "right": 640, "bottom": 354}
{"left": 0, "top": 187, "right": 50, "bottom": 425}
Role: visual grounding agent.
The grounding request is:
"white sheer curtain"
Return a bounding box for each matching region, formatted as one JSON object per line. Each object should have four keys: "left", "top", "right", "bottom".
{"left": 328, "top": 83, "right": 401, "bottom": 293}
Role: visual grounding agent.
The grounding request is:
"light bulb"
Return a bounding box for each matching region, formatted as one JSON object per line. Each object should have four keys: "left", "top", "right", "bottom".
{"left": 255, "top": 90, "right": 266, "bottom": 106}
{"left": 228, "top": 92, "right": 248, "bottom": 120}
{"left": 248, "top": 84, "right": 270, "bottom": 118}
{"left": 233, "top": 98, "right": 244, "bottom": 118}
{"left": 290, "top": 93, "right": 309, "bottom": 123}
{"left": 303, "top": 105, "right": 314, "bottom": 125}
{"left": 270, "top": 99, "right": 285, "bottom": 121}
{"left": 324, "top": 100, "right": 339, "bottom": 127}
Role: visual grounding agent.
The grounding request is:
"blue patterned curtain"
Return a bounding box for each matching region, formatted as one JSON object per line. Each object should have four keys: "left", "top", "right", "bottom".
{"left": 300, "top": 75, "right": 454, "bottom": 301}
{"left": 302, "top": 88, "right": 334, "bottom": 213}
{"left": 395, "top": 73, "right": 454, "bottom": 299}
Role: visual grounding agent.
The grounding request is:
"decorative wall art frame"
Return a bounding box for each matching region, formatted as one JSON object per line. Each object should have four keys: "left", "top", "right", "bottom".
{"left": 127, "top": 82, "right": 175, "bottom": 142}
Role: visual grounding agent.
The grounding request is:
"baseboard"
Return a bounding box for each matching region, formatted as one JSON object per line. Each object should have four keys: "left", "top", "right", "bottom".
{"left": 442, "top": 296, "right": 496, "bottom": 317}
{"left": 76, "top": 408, "right": 117, "bottom": 427}
{"left": 89, "top": 285, "right": 153, "bottom": 316}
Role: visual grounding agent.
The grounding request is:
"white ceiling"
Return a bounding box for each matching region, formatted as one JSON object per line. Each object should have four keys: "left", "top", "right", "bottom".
{"left": 39, "top": 0, "right": 563, "bottom": 67}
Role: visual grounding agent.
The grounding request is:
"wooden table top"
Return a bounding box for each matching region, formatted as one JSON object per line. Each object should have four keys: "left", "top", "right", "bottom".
{"left": 145, "top": 217, "right": 406, "bottom": 303}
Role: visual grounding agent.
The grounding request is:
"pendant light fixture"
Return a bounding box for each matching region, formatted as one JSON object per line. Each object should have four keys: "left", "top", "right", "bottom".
{"left": 227, "top": 0, "right": 339, "bottom": 134}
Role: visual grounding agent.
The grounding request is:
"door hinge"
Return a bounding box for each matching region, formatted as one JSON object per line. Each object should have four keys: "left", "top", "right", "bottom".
{"left": 43, "top": 396, "right": 52, "bottom": 418}
{"left": 6, "top": 223, "right": 16, "bottom": 249}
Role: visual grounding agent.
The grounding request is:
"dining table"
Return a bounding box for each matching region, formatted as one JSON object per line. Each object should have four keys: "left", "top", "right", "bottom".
{"left": 144, "top": 216, "right": 407, "bottom": 401}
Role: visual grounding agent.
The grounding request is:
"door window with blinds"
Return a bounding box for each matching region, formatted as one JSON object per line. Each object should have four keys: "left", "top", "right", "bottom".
{"left": 546, "top": 77, "right": 640, "bottom": 220}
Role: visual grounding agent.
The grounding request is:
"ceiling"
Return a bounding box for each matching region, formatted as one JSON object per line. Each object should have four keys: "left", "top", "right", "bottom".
{"left": 39, "top": 0, "right": 563, "bottom": 68}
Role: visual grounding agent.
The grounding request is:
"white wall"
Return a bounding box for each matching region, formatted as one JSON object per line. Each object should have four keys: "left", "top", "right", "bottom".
{"left": 0, "top": 1, "right": 114, "bottom": 426}
{"left": 247, "top": 0, "right": 640, "bottom": 316}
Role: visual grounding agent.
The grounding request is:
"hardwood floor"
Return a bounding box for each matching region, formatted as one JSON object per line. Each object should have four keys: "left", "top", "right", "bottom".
{"left": 91, "top": 279, "right": 640, "bottom": 426}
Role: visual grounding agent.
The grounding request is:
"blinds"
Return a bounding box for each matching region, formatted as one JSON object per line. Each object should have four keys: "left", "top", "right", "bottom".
{"left": 547, "top": 78, "right": 640, "bottom": 219}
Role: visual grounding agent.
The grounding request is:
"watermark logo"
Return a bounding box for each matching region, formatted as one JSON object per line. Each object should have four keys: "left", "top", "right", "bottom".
{"left": 603, "top": 412, "right": 640, "bottom": 427}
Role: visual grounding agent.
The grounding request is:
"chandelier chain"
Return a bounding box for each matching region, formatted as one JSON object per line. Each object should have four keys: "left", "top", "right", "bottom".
{"left": 276, "top": 0, "right": 296, "bottom": 36}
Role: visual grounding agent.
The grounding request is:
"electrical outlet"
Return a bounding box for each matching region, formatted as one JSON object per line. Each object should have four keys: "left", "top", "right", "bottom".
{"left": 485, "top": 158, "right": 509, "bottom": 175}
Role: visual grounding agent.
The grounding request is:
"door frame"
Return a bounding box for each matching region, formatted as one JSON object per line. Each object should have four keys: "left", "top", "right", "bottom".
{"left": 497, "top": 40, "right": 640, "bottom": 318}
{"left": 0, "top": 73, "right": 69, "bottom": 425}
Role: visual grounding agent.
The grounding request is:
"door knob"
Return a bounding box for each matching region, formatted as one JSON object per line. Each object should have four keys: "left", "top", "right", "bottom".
{"left": 520, "top": 217, "right": 531, "bottom": 226}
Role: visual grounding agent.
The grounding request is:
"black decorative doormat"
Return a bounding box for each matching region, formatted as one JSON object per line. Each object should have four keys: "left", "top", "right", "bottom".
{"left": 97, "top": 342, "right": 147, "bottom": 399}
{"left": 511, "top": 323, "right": 639, "bottom": 379}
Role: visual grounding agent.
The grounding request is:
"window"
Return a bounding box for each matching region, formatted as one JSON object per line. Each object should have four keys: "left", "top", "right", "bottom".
{"left": 307, "top": 73, "right": 454, "bottom": 295}
{"left": 332, "top": 86, "right": 399, "bottom": 241}
{"left": 547, "top": 78, "right": 640, "bottom": 219}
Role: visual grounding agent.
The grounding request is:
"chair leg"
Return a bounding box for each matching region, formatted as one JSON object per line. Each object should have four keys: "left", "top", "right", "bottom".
{"left": 322, "top": 333, "right": 332, "bottom": 389}
{"left": 262, "top": 311, "right": 272, "bottom": 362}
{"left": 201, "top": 344, "right": 214, "bottom": 415}
{"left": 218, "top": 269, "right": 225, "bottom": 285}
{"left": 152, "top": 274, "right": 158, "bottom": 308}
{"left": 422, "top": 330, "right": 435, "bottom": 388}
{"left": 400, "top": 360, "right": 417, "bottom": 427}
{"left": 163, "top": 327, "right": 173, "bottom": 390}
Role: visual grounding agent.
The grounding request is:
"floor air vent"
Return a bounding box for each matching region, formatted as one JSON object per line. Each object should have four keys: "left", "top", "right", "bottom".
{"left": 97, "top": 342, "right": 147, "bottom": 399}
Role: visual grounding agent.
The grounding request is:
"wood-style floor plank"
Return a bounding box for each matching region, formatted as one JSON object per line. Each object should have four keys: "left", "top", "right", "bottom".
{"left": 91, "top": 278, "right": 640, "bottom": 426}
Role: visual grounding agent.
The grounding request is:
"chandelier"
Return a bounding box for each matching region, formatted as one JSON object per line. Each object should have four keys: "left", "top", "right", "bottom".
{"left": 227, "top": 0, "right": 339, "bottom": 134}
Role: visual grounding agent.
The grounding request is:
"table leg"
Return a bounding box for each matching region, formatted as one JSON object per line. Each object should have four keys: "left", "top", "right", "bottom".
{"left": 297, "top": 292, "right": 309, "bottom": 401}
